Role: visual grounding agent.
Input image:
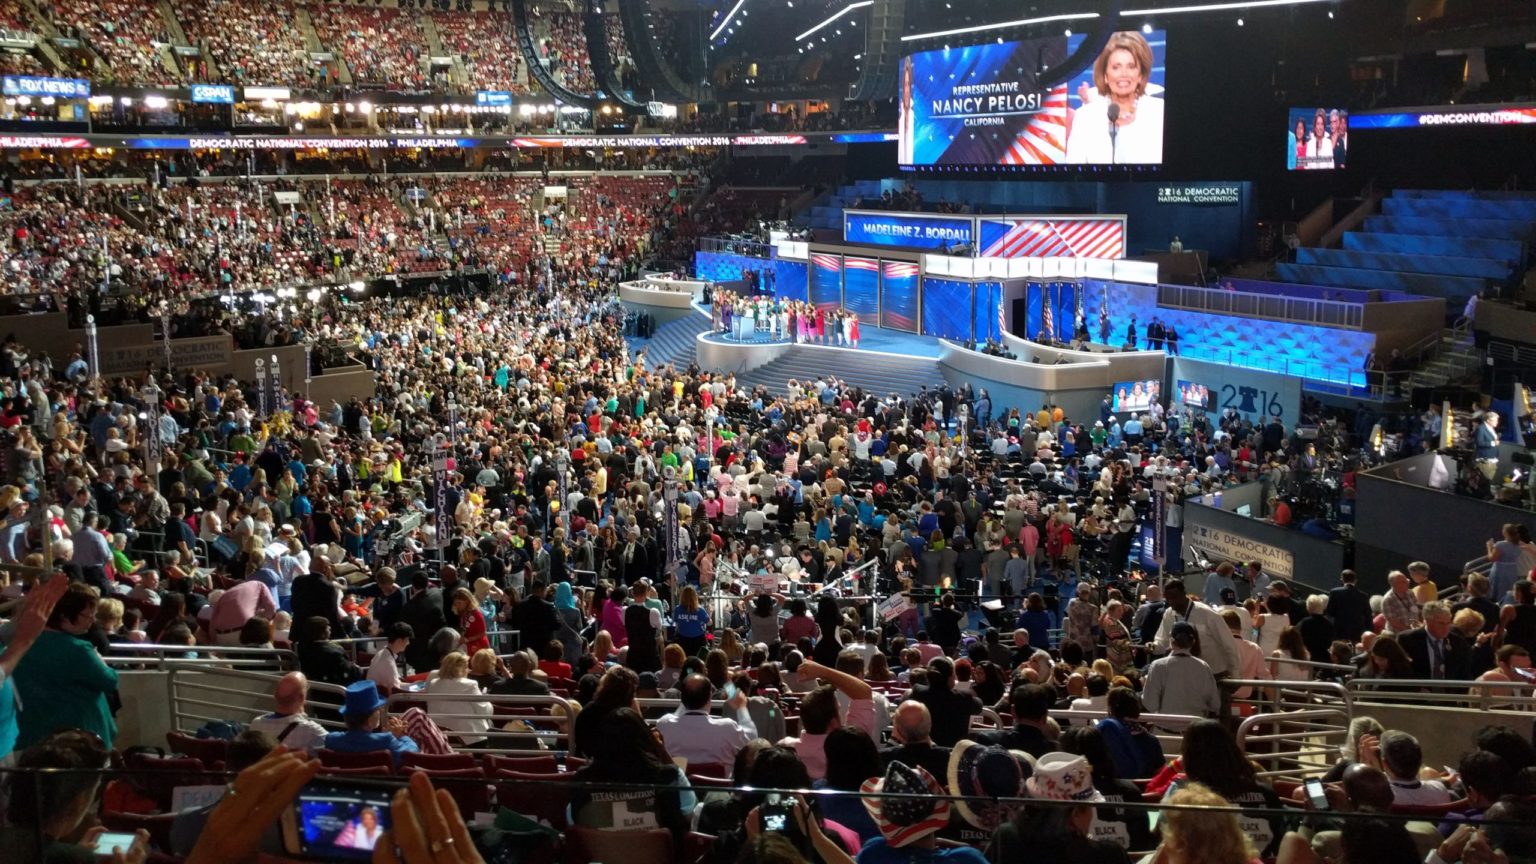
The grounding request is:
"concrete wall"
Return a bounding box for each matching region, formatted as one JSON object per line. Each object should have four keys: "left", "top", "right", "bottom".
{"left": 308, "top": 365, "right": 377, "bottom": 407}
{"left": 1358, "top": 296, "right": 1447, "bottom": 356}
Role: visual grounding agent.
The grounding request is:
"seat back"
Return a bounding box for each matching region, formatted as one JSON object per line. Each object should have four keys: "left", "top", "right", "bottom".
{"left": 493, "top": 770, "right": 572, "bottom": 829}
{"left": 320, "top": 764, "right": 395, "bottom": 777}
{"left": 122, "top": 753, "right": 210, "bottom": 812}
{"left": 484, "top": 753, "right": 558, "bottom": 774}
{"left": 399, "top": 752, "right": 478, "bottom": 772}
{"left": 686, "top": 761, "right": 729, "bottom": 779}
{"left": 318, "top": 749, "right": 397, "bottom": 772}
{"left": 404, "top": 767, "right": 491, "bottom": 815}
{"left": 563, "top": 826, "right": 672, "bottom": 864}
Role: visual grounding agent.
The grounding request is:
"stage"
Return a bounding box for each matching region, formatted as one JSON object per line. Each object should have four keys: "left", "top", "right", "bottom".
{"left": 698, "top": 321, "right": 944, "bottom": 359}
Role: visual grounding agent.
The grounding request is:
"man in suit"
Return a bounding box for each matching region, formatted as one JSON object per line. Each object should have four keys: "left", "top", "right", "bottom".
{"left": 974, "top": 683, "right": 1053, "bottom": 759}
{"left": 1398, "top": 601, "right": 1473, "bottom": 681}
{"left": 399, "top": 569, "right": 447, "bottom": 674}
{"left": 907, "top": 657, "right": 982, "bottom": 747}
{"left": 1326, "top": 569, "right": 1372, "bottom": 643}
{"left": 290, "top": 555, "right": 343, "bottom": 637}
{"left": 295, "top": 616, "right": 362, "bottom": 687}
{"left": 879, "top": 700, "right": 951, "bottom": 780}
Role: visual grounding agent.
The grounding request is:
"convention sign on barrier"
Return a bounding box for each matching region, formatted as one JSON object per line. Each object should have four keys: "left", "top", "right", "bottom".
{"left": 98, "top": 335, "right": 232, "bottom": 376}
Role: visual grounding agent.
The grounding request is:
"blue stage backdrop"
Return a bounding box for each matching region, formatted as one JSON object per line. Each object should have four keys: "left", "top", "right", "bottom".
{"left": 694, "top": 250, "right": 771, "bottom": 283}
{"left": 1024, "top": 281, "right": 1080, "bottom": 342}
{"left": 880, "top": 261, "right": 920, "bottom": 332}
{"left": 843, "top": 211, "right": 974, "bottom": 250}
{"left": 810, "top": 254, "right": 843, "bottom": 311}
{"left": 922, "top": 278, "right": 973, "bottom": 341}
{"left": 773, "top": 259, "right": 808, "bottom": 303}
{"left": 842, "top": 256, "right": 881, "bottom": 319}
{"left": 972, "top": 282, "right": 1004, "bottom": 343}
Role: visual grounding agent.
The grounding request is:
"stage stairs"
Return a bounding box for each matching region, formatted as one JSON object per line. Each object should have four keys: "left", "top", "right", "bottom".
{"left": 629, "top": 312, "right": 710, "bottom": 371}
{"left": 728, "top": 345, "right": 943, "bottom": 397}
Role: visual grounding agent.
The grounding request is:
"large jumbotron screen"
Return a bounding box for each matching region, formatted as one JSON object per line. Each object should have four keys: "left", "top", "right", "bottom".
{"left": 897, "top": 29, "right": 1167, "bottom": 167}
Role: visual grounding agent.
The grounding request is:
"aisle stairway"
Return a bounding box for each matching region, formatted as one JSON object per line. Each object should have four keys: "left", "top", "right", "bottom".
{"left": 1407, "top": 321, "right": 1481, "bottom": 390}
{"left": 629, "top": 313, "right": 710, "bottom": 370}
{"left": 800, "top": 179, "right": 898, "bottom": 232}
{"left": 730, "top": 346, "right": 943, "bottom": 397}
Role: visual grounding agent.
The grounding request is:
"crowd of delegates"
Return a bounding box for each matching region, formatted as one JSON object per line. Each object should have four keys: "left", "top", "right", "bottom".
{"left": 173, "top": 0, "right": 320, "bottom": 88}
{"left": 434, "top": 10, "right": 535, "bottom": 94}
{"left": 309, "top": 6, "right": 431, "bottom": 90}
{"left": 47, "top": 0, "right": 179, "bottom": 85}
{"left": 0, "top": 174, "right": 1532, "bottom": 863}
{"left": 535, "top": 9, "right": 599, "bottom": 94}
{"left": 0, "top": 169, "right": 704, "bottom": 316}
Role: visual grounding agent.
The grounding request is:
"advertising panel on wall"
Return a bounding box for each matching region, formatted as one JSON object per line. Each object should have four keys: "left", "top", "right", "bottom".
{"left": 1172, "top": 356, "right": 1301, "bottom": 423}
{"left": 880, "top": 262, "right": 920, "bottom": 332}
{"left": 190, "top": 84, "right": 235, "bottom": 104}
{"left": 2, "top": 75, "right": 89, "bottom": 98}
{"left": 843, "top": 210, "right": 974, "bottom": 250}
{"left": 978, "top": 217, "right": 1126, "bottom": 259}
{"left": 897, "top": 30, "right": 1167, "bottom": 166}
{"left": 921, "top": 278, "right": 972, "bottom": 341}
{"left": 809, "top": 254, "right": 844, "bottom": 312}
{"left": 842, "top": 256, "right": 881, "bottom": 320}
{"left": 1350, "top": 103, "right": 1536, "bottom": 129}
{"left": 1183, "top": 522, "right": 1296, "bottom": 579}
{"left": 98, "top": 336, "right": 232, "bottom": 376}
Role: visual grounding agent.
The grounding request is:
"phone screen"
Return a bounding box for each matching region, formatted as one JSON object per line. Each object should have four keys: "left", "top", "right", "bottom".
{"left": 283, "top": 781, "right": 394, "bottom": 861}
{"left": 93, "top": 833, "right": 140, "bottom": 856}
{"left": 1304, "top": 778, "right": 1329, "bottom": 810}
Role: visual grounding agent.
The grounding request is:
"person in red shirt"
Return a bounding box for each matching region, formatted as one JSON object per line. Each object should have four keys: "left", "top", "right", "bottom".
{"left": 450, "top": 587, "right": 490, "bottom": 655}
{"left": 538, "top": 639, "right": 572, "bottom": 681}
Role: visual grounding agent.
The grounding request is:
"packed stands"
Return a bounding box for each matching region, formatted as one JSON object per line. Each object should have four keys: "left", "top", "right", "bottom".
{"left": 142, "top": 182, "right": 331, "bottom": 294}
{"left": 49, "top": 0, "right": 180, "bottom": 85}
{"left": 0, "top": 0, "right": 31, "bottom": 34}
{"left": 431, "top": 10, "right": 534, "bottom": 95}
{"left": 173, "top": 0, "right": 318, "bottom": 88}
{"left": 0, "top": 48, "right": 46, "bottom": 77}
{"left": 309, "top": 5, "right": 429, "bottom": 90}
{"left": 534, "top": 9, "right": 597, "bottom": 94}
{"left": 603, "top": 12, "right": 626, "bottom": 67}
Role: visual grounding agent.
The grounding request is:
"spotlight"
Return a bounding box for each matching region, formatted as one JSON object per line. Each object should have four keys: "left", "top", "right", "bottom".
{"left": 1142, "top": 22, "right": 1152, "bottom": 33}
{"left": 1063, "top": 29, "right": 1072, "bottom": 36}
{"left": 1236, "top": 17, "right": 1244, "bottom": 25}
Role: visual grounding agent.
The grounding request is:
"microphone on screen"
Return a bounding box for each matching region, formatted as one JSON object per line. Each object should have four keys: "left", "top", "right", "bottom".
{"left": 1106, "top": 102, "right": 1120, "bottom": 164}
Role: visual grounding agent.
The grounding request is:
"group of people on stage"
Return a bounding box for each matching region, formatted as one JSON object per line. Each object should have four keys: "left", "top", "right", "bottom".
{"left": 1124, "top": 316, "right": 1181, "bottom": 354}
{"left": 715, "top": 295, "right": 863, "bottom": 347}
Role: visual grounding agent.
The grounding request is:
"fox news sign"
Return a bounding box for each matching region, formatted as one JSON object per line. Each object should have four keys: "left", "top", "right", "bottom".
{"left": 2, "top": 76, "right": 90, "bottom": 98}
